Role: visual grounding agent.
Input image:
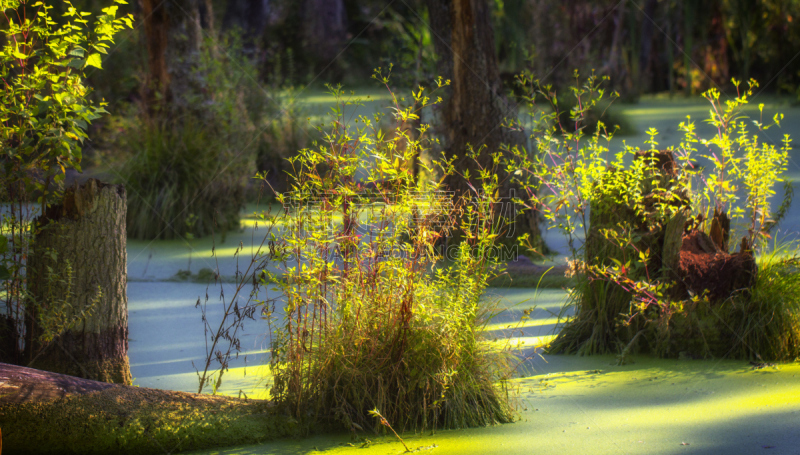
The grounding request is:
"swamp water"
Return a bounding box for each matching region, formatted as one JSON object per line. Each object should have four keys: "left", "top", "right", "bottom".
{"left": 127, "top": 283, "right": 800, "bottom": 455}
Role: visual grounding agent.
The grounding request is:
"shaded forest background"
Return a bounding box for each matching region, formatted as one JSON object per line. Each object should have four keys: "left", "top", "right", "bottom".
{"left": 81, "top": 0, "right": 800, "bottom": 109}
{"left": 16, "top": 0, "right": 800, "bottom": 244}
{"left": 49, "top": 0, "right": 800, "bottom": 243}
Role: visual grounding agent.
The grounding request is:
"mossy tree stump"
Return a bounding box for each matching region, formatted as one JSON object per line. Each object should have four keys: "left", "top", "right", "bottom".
{"left": 551, "top": 151, "right": 690, "bottom": 355}
{"left": 550, "top": 150, "right": 761, "bottom": 358}
{"left": 25, "top": 179, "right": 131, "bottom": 384}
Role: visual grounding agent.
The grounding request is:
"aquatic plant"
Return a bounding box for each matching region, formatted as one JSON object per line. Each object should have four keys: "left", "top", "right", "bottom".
{"left": 506, "top": 74, "right": 798, "bottom": 360}
{"left": 264, "top": 72, "right": 516, "bottom": 433}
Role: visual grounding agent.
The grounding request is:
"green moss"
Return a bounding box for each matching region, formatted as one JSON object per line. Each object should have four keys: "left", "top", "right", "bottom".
{"left": 0, "top": 388, "right": 297, "bottom": 454}
{"left": 184, "top": 357, "right": 800, "bottom": 455}
{"left": 30, "top": 354, "right": 132, "bottom": 386}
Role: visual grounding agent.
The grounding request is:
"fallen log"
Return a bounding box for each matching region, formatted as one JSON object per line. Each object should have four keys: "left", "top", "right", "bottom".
{"left": 0, "top": 363, "right": 296, "bottom": 454}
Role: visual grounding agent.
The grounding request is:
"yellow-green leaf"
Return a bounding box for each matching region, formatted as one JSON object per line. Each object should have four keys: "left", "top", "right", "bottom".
{"left": 85, "top": 53, "right": 102, "bottom": 69}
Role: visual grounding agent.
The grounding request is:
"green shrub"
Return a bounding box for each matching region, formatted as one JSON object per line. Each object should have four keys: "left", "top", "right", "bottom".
{"left": 265, "top": 77, "right": 516, "bottom": 433}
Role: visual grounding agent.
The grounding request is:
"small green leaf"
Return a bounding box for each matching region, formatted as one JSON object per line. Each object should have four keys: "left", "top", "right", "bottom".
{"left": 85, "top": 53, "right": 102, "bottom": 69}
{"left": 0, "top": 265, "right": 10, "bottom": 281}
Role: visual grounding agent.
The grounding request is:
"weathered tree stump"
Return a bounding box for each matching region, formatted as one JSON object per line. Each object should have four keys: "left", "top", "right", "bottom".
{"left": 549, "top": 150, "right": 761, "bottom": 355}
{"left": 676, "top": 230, "right": 757, "bottom": 301}
{"left": 551, "top": 151, "right": 689, "bottom": 355}
{"left": 25, "top": 179, "right": 131, "bottom": 384}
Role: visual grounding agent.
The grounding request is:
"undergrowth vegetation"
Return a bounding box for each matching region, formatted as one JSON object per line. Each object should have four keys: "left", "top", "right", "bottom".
{"left": 119, "top": 117, "right": 247, "bottom": 240}
{"left": 117, "top": 36, "right": 296, "bottom": 239}
{"left": 261, "top": 74, "right": 517, "bottom": 433}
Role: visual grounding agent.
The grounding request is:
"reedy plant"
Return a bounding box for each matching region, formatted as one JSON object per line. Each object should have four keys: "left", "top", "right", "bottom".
{"left": 265, "top": 72, "right": 515, "bottom": 433}
{"left": 726, "top": 239, "right": 800, "bottom": 361}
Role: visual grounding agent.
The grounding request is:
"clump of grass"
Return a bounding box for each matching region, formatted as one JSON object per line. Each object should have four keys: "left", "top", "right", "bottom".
{"left": 118, "top": 119, "right": 246, "bottom": 240}
{"left": 266, "top": 77, "right": 515, "bottom": 433}
{"left": 117, "top": 34, "right": 275, "bottom": 240}
{"left": 725, "top": 242, "right": 800, "bottom": 360}
{"left": 270, "top": 241, "right": 515, "bottom": 432}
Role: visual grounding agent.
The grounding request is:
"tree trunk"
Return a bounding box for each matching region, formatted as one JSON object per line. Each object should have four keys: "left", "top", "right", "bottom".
{"left": 164, "top": 0, "right": 204, "bottom": 112}
{"left": 140, "top": 0, "right": 207, "bottom": 115}
{"left": 604, "top": 0, "right": 628, "bottom": 88}
{"left": 638, "top": 0, "right": 657, "bottom": 95}
{"left": 425, "top": 0, "right": 545, "bottom": 253}
{"left": 682, "top": 0, "right": 695, "bottom": 95}
{"left": 140, "top": 0, "right": 170, "bottom": 113}
{"left": 665, "top": 3, "right": 675, "bottom": 98}
{"left": 25, "top": 180, "right": 131, "bottom": 385}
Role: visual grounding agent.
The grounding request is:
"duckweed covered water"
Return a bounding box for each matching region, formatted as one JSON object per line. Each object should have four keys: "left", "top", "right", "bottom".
{"left": 184, "top": 357, "right": 800, "bottom": 455}
{"left": 128, "top": 282, "right": 800, "bottom": 455}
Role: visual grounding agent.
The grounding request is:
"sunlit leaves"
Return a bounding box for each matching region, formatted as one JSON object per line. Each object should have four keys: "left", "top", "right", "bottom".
{"left": 85, "top": 53, "right": 102, "bottom": 68}
{"left": 1, "top": 0, "right": 132, "bottom": 198}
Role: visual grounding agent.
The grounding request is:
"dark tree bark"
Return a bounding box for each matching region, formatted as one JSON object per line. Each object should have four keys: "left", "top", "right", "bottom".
{"left": 638, "top": 0, "right": 657, "bottom": 94}
{"left": 139, "top": 0, "right": 209, "bottom": 115}
{"left": 425, "top": 0, "right": 544, "bottom": 253}
{"left": 303, "top": 0, "right": 347, "bottom": 63}
{"left": 164, "top": 0, "right": 204, "bottom": 112}
{"left": 223, "top": 0, "right": 270, "bottom": 50}
{"left": 140, "top": 0, "right": 170, "bottom": 112}
{"left": 681, "top": 0, "right": 696, "bottom": 96}
{"left": 603, "top": 0, "right": 628, "bottom": 88}
{"left": 25, "top": 180, "right": 131, "bottom": 385}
